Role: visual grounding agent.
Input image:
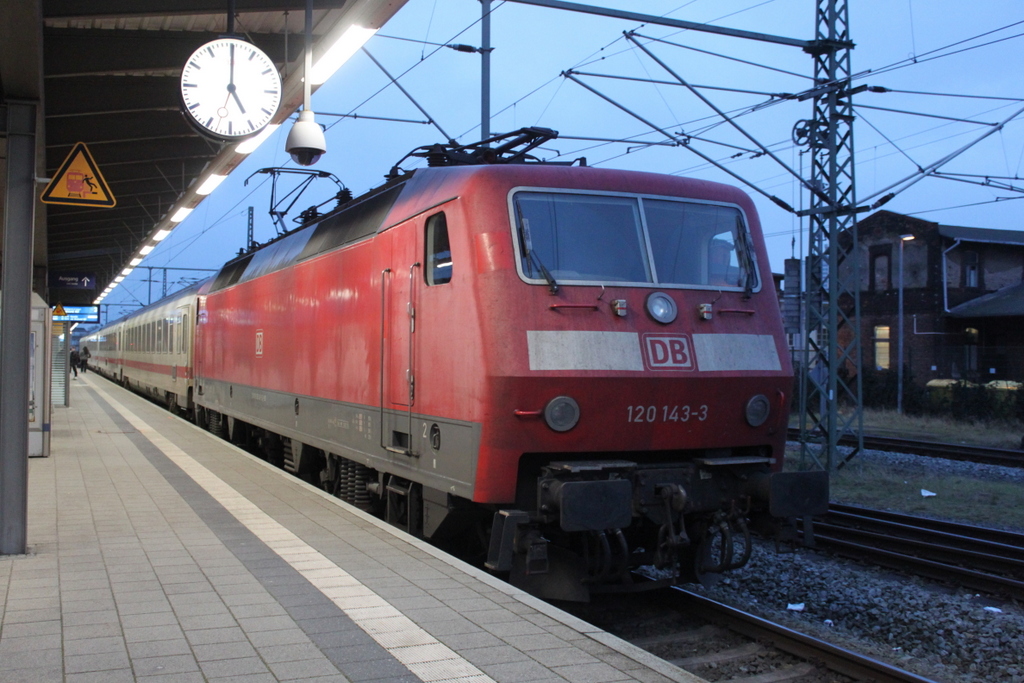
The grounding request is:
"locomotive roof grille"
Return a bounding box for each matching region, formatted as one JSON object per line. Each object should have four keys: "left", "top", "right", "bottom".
{"left": 297, "top": 183, "right": 405, "bottom": 261}
{"left": 208, "top": 180, "right": 407, "bottom": 293}
{"left": 210, "top": 253, "right": 253, "bottom": 291}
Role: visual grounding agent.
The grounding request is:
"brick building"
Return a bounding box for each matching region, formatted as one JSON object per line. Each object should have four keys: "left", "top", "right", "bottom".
{"left": 851, "top": 210, "right": 1024, "bottom": 386}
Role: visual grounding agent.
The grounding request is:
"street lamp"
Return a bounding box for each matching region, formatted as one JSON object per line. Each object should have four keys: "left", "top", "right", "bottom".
{"left": 897, "top": 234, "right": 915, "bottom": 413}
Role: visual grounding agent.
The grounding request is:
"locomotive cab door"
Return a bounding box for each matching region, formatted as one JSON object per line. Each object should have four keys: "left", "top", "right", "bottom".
{"left": 381, "top": 220, "right": 420, "bottom": 453}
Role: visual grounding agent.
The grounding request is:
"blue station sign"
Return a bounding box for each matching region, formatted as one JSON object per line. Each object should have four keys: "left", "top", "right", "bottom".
{"left": 53, "top": 305, "right": 100, "bottom": 323}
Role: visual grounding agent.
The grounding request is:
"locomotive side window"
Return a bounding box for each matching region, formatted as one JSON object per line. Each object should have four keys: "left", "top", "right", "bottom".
{"left": 425, "top": 213, "right": 452, "bottom": 286}
{"left": 514, "top": 193, "right": 649, "bottom": 283}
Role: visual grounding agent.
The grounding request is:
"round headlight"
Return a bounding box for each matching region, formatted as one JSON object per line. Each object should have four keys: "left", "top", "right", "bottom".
{"left": 544, "top": 396, "right": 580, "bottom": 432}
{"left": 646, "top": 292, "right": 678, "bottom": 324}
{"left": 745, "top": 394, "right": 771, "bottom": 427}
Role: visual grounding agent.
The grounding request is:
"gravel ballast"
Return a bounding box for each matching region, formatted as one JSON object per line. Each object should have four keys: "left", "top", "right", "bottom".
{"left": 690, "top": 445, "right": 1024, "bottom": 683}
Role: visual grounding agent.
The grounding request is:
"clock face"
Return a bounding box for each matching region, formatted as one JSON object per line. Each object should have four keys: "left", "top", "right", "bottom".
{"left": 180, "top": 38, "right": 282, "bottom": 140}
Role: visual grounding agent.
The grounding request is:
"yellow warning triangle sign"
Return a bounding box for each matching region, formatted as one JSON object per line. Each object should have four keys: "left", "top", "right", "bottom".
{"left": 53, "top": 304, "right": 67, "bottom": 317}
{"left": 41, "top": 142, "right": 116, "bottom": 208}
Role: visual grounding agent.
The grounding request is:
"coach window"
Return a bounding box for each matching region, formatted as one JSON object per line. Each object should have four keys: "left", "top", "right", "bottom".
{"left": 425, "top": 212, "right": 452, "bottom": 285}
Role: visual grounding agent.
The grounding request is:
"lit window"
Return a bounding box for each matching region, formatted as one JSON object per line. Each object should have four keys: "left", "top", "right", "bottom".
{"left": 874, "top": 325, "right": 890, "bottom": 370}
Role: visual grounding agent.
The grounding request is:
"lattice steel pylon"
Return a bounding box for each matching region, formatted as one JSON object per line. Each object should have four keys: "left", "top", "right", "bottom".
{"left": 797, "top": 0, "right": 864, "bottom": 471}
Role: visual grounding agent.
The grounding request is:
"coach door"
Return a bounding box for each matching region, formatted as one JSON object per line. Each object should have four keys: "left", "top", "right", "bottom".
{"left": 381, "top": 220, "right": 420, "bottom": 453}
{"left": 173, "top": 305, "right": 189, "bottom": 382}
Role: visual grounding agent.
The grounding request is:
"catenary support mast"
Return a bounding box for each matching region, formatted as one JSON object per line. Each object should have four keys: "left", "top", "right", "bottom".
{"left": 797, "top": 0, "right": 864, "bottom": 471}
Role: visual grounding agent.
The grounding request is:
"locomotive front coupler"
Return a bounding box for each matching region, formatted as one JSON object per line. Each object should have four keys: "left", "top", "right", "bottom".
{"left": 653, "top": 483, "right": 690, "bottom": 571}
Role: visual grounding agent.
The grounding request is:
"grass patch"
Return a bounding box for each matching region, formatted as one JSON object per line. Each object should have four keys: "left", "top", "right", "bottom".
{"left": 859, "top": 408, "right": 1024, "bottom": 448}
{"left": 785, "top": 441, "right": 1024, "bottom": 532}
{"left": 792, "top": 407, "right": 1024, "bottom": 449}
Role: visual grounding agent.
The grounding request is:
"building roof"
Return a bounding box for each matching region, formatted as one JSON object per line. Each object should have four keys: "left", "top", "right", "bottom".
{"left": 939, "top": 224, "right": 1024, "bottom": 246}
{"left": 948, "top": 281, "right": 1024, "bottom": 318}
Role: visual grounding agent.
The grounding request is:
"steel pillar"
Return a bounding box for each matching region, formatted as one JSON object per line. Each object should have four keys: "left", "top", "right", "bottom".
{"left": 481, "top": 0, "right": 491, "bottom": 141}
{"left": 797, "top": 0, "right": 863, "bottom": 471}
{"left": 1, "top": 101, "right": 38, "bottom": 555}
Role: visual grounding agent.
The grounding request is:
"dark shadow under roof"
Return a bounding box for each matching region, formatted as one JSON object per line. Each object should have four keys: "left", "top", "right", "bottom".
{"left": 948, "top": 282, "right": 1024, "bottom": 318}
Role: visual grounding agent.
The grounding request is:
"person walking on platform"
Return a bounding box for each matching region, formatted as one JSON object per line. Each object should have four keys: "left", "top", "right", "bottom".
{"left": 81, "top": 345, "right": 91, "bottom": 373}
{"left": 70, "top": 348, "right": 80, "bottom": 379}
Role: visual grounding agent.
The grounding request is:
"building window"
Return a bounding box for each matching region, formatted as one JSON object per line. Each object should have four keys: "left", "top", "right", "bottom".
{"left": 869, "top": 245, "right": 892, "bottom": 291}
{"left": 963, "top": 251, "right": 979, "bottom": 288}
{"left": 874, "top": 325, "right": 890, "bottom": 370}
{"left": 964, "top": 327, "right": 979, "bottom": 373}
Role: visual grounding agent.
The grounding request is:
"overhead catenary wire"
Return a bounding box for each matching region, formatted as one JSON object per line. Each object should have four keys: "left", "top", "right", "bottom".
{"left": 361, "top": 47, "right": 454, "bottom": 143}
{"left": 905, "top": 195, "right": 1024, "bottom": 215}
{"left": 860, "top": 102, "right": 1024, "bottom": 204}
{"left": 854, "top": 103, "right": 998, "bottom": 127}
{"left": 624, "top": 31, "right": 826, "bottom": 203}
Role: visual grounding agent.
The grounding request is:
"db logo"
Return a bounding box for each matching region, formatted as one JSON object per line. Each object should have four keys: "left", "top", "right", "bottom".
{"left": 643, "top": 334, "right": 694, "bottom": 370}
{"left": 255, "top": 329, "right": 264, "bottom": 357}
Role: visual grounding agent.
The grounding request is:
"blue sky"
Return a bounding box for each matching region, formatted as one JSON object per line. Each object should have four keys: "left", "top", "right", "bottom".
{"left": 102, "top": 0, "right": 1024, "bottom": 315}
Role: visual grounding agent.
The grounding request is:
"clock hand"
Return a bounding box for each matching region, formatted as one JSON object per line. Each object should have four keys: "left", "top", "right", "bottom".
{"left": 228, "top": 86, "right": 246, "bottom": 114}
{"left": 225, "top": 44, "right": 247, "bottom": 114}
{"left": 228, "top": 43, "right": 235, "bottom": 91}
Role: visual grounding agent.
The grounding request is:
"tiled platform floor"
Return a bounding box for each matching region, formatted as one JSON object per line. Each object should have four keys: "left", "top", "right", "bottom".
{"left": 0, "top": 374, "right": 704, "bottom": 683}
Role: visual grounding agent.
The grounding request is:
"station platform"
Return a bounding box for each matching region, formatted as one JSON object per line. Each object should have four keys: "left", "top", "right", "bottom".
{"left": 0, "top": 374, "right": 704, "bottom": 683}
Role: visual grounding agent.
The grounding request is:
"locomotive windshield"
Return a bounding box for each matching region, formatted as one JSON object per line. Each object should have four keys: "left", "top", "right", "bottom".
{"left": 512, "top": 191, "right": 757, "bottom": 291}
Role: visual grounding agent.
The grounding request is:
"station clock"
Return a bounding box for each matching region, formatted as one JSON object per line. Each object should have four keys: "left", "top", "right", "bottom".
{"left": 180, "top": 37, "right": 282, "bottom": 141}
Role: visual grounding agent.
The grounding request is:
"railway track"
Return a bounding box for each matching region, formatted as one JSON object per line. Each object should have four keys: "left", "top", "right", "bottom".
{"left": 787, "top": 429, "right": 1024, "bottom": 468}
{"left": 809, "top": 503, "right": 1024, "bottom": 601}
{"left": 565, "top": 582, "right": 937, "bottom": 683}
{"left": 665, "top": 588, "right": 937, "bottom": 683}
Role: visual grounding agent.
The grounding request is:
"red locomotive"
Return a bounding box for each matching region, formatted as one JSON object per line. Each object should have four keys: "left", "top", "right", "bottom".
{"left": 89, "top": 129, "right": 827, "bottom": 601}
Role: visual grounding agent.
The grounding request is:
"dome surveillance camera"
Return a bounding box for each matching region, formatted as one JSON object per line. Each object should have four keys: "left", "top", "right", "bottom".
{"left": 285, "top": 110, "right": 326, "bottom": 166}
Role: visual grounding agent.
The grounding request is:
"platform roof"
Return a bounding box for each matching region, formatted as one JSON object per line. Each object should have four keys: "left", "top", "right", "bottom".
{"left": 1, "top": 0, "right": 406, "bottom": 306}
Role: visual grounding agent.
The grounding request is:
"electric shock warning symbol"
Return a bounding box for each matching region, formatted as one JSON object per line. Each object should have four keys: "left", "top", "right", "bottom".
{"left": 41, "top": 142, "right": 116, "bottom": 207}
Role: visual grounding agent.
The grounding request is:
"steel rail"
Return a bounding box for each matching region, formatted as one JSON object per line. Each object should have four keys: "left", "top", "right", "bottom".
{"left": 788, "top": 428, "right": 1024, "bottom": 468}
{"left": 668, "top": 587, "right": 938, "bottom": 683}
{"left": 812, "top": 504, "right": 1024, "bottom": 600}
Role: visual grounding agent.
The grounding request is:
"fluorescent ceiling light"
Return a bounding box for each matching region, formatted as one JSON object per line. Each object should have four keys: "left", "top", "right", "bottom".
{"left": 311, "top": 25, "right": 377, "bottom": 85}
{"left": 196, "top": 173, "right": 227, "bottom": 196}
{"left": 140, "top": 244, "right": 155, "bottom": 255}
{"left": 130, "top": 257, "right": 142, "bottom": 266}
{"left": 170, "top": 207, "right": 193, "bottom": 223}
{"left": 121, "top": 267, "right": 134, "bottom": 277}
{"left": 153, "top": 229, "right": 172, "bottom": 242}
{"left": 235, "top": 124, "right": 279, "bottom": 155}
{"left": 114, "top": 276, "right": 125, "bottom": 283}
